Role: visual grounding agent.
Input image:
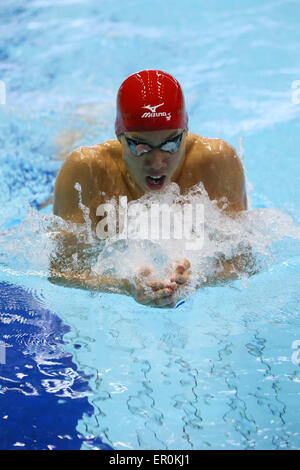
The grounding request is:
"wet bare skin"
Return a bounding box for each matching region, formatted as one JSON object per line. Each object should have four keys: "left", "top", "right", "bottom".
{"left": 53, "top": 131, "right": 247, "bottom": 307}
{"left": 133, "top": 259, "right": 192, "bottom": 308}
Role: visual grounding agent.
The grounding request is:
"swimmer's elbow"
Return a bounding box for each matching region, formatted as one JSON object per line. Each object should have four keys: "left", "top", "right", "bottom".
{"left": 242, "top": 191, "right": 248, "bottom": 210}
{"left": 53, "top": 191, "right": 60, "bottom": 216}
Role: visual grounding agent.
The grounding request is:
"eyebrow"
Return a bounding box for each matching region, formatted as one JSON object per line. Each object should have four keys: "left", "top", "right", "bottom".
{"left": 129, "top": 131, "right": 180, "bottom": 144}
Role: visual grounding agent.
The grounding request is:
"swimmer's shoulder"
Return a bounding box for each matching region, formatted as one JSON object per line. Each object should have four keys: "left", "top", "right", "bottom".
{"left": 185, "top": 133, "right": 244, "bottom": 175}
{"left": 54, "top": 140, "right": 124, "bottom": 219}
{"left": 58, "top": 139, "right": 124, "bottom": 186}
{"left": 65, "top": 139, "right": 122, "bottom": 169}
{"left": 181, "top": 133, "right": 247, "bottom": 211}
{"left": 185, "top": 133, "right": 238, "bottom": 162}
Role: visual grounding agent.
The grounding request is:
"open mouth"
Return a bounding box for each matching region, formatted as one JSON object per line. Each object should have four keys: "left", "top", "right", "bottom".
{"left": 146, "top": 175, "right": 166, "bottom": 190}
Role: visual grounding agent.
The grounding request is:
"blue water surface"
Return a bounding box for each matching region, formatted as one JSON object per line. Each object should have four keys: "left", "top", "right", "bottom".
{"left": 0, "top": 0, "right": 300, "bottom": 450}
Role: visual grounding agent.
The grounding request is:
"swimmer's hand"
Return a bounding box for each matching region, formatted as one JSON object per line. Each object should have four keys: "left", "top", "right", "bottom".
{"left": 130, "top": 260, "right": 191, "bottom": 308}
{"left": 130, "top": 265, "right": 177, "bottom": 308}
{"left": 168, "top": 258, "right": 191, "bottom": 287}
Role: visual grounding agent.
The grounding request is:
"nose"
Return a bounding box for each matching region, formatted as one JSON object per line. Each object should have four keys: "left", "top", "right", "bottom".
{"left": 144, "top": 149, "right": 167, "bottom": 170}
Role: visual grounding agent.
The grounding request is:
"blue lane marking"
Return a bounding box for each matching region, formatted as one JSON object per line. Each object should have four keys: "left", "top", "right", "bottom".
{"left": 0, "top": 282, "right": 112, "bottom": 450}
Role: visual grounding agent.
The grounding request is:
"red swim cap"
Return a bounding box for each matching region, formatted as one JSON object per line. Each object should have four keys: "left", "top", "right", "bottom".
{"left": 115, "top": 69, "right": 188, "bottom": 135}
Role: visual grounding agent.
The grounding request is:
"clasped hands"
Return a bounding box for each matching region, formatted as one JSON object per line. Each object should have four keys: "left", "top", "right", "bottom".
{"left": 131, "top": 258, "right": 191, "bottom": 308}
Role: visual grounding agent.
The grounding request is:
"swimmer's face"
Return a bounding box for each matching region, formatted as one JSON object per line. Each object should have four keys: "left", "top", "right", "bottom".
{"left": 118, "top": 129, "right": 187, "bottom": 192}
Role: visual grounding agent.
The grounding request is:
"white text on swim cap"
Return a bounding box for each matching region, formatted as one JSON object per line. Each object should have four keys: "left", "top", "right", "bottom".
{"left": 141, "top": 103, "right": 171, "bottom": 120}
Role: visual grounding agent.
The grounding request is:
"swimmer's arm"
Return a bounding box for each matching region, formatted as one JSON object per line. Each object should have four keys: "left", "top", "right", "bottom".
{"left": 49, "top": 265, "right": 133, "bottom": 295}
{"left": 48, "top": 233, "right": 175, "bottom": 307}
{"left": 199, "top": 249, "right": 258, "bottom": 286}
{"left": 48, "top": 230, "right": 133, "bottom": 295}
{"left": 207, "top": 141, "right": 251, "bottom": 280}
{"left": 49, "top": 264, "right": 175, "bottom": 308}
{"left": 194, "top": 262, "right": 238, "bottom": 288}
{"left": 206, "top": 141, "right": 248, "bottom": 213}
{"left": 203, "top": 140, "right": 253, "bottom": 283}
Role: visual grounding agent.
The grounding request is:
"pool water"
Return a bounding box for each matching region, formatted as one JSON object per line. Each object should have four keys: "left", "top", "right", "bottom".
{"left": 1, "top": 0, "right": 300, "bottom": 450}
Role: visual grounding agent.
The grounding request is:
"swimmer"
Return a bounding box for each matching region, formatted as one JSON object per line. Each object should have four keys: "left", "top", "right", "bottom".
{"left": 51, "top": 70, "right": 248, "bottom": 308}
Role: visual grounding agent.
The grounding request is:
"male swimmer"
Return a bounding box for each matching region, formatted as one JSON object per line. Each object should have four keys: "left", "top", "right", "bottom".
{"left": 51, "top": 70, "right": 248, "bottom": 308}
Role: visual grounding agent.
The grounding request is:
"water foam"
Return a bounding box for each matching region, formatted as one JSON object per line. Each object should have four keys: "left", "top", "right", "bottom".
{"left": 0, "top": 182, "right": 299, "bottom": 302}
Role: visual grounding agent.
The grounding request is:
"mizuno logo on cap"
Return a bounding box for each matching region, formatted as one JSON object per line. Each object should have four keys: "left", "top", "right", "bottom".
{"left": 142, "top": 103, "right": 164, "bottom": 113}
{"left": 141, "top": 103, "right": 171, "bottom": 120}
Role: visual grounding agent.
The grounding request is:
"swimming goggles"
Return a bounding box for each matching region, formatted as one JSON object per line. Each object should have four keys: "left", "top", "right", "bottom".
{"left": 122, "top": 131, "right": 185, "bottom": 157}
